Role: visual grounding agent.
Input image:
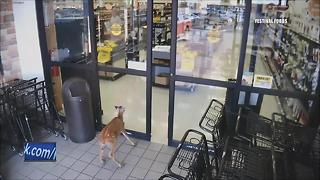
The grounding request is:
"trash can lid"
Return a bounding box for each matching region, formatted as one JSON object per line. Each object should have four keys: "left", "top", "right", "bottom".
{"left": 62, "top": 78, "right": 90, "bottom": 97}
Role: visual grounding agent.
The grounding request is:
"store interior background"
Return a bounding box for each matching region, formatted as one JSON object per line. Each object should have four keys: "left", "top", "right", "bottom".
{"left": 1, "top": 0, "right": 319, "bottom": 146}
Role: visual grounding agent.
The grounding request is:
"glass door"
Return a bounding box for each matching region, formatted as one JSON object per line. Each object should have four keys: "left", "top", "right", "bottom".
{"left": 39, "top": 0, "right": 102, "bottom": 129}
{"left": 168, "top": 0, "right": 246, "bottom": 144}
{"left": 94, "top": 0, "right": 151, "bottom": 139}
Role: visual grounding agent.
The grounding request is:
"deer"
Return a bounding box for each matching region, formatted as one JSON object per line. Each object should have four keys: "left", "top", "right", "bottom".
{"left": 99, "top": 106, "right": 135, "bottom": 167}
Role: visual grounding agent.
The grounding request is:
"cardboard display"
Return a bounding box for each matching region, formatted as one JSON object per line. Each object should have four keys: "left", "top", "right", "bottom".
{"left": 45, "top": 25, "right": 58, "bottom": 51}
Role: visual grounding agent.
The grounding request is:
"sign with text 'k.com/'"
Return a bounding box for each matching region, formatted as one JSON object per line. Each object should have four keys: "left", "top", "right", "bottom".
{"left": 24, "top": 142, "right": 56, "bottom": 161}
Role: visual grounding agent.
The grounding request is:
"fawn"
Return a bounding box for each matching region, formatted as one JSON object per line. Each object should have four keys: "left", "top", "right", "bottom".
{"left": 99, "top": 106, "right": 135, "bottom": 167}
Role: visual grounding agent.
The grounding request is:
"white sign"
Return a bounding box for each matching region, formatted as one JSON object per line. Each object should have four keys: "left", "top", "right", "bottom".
{"left": 250, "top": 74, "right": 273, "bottom": 105}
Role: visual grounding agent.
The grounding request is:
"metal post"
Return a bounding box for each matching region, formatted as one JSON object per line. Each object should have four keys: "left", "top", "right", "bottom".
{"left": 88, "top": 0, "right": 102, "bottom": 130}
{"left": 168, "top": 0, "right": 178, "bottom": 146}
{"left": 34, "top": 1, "right": 55, "bottom": 116}
{"left": 146, "top": 0, "right": 154, "bottom": 140}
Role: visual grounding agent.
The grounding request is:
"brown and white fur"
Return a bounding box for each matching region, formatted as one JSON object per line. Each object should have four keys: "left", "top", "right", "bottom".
{"left": 99, "top": 106, "right": 135, "bottom": 167}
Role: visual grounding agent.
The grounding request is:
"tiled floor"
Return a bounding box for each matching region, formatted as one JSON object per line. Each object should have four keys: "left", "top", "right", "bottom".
{"left": 0, "top": 133, "right": 176, "bottom": 180}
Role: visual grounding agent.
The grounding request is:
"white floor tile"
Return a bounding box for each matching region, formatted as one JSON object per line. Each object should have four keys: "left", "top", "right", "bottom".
{"left": 42, "top": 173, "right": 58, "bottom": 180}
{"left": 49, "top": 165, "right": 68, "bottom": 177}
{"left": 76, "top": 173, "right": 92, "bottom": 180}
{"left": 155, "top": 153, "right": 172, "bottom": 163}
{"left": 79, "top": 152, "right": 96, "bottom": 163}
{"left": 102, "top": 159, "right": 120, "bottom": 172}
{"left": 87, "top": 144, "right": 100, "bottom": 155}
{"left": 142, "top": 150, "right": 159, "bottom": 160}
{"left": 147, "top": 142, "right": 163, "bottom": 152}
{"left": 145, "top": 170, "right": 163, "bottom": 180}
{"left": 70, "top": 160, "right": 89, "bottom": 172}
{"left": 94, "top": 168, "right": 114, "bottom": 180}
{"left": 69, "top": 149, "right": 86, "bottom": 159}
{"left": 111, "top": 171, "right": 129, "bottom": 180}
{"left": 136, "top": 158, "right": 153, "bottom": 169}
{"left": 60, "top": 169, "right": 80, "bottom": 180}
{"left": 130, "top": 167, "right": 148, "bottom": 179}
{"left": 117, "top": 144, "right": 133, "bottom": 154}
{"left": 124, "top": 154, "right": 140, "bottom": 165}
{"left": 160, "top": 146, "right": 176, "bottom": 155}
{"left": 82, "top": 164, "right": 100, "bottom": 177}
{"left": 59, "top": 156, "right": 77, "bottom": 167}
{"left": 129, "top": 147, "right": 145, "bottom": 157}
{"left": 114, "top": 163, "right": 135, "bottom": 175}
{"left": 28, "top": 169, "right": 46, "bottom": 180}
{"left": 150, "top": 161, "right": 167, "bottom": 173}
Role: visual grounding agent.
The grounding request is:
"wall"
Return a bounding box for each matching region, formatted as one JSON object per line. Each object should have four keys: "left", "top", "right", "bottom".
{"left": 0, "top": 0, "right": 22, "bottom": 82}
{"left": 13, "top": 0, "right": 44, "bottom": 81}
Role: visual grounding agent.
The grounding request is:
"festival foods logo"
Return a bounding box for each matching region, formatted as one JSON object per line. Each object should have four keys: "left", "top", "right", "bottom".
{"left": 255, "top": 3, "right": 288, "bottom": 24}
{"left": 111, "top": 23, "right": 122, "bottom": 36}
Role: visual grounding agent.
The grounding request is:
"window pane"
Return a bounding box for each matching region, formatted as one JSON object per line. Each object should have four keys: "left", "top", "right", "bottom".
{"left": 243, "top": 1, "right": 320, "bottom": 95}
{"left": 260, "top": 95, "right": 316, "bottom": 125}
{"left": 100, "top": 75, "right": 146, "bottom": 133}
{"left": 94, "top": 1, "right": 147, "bottom": 71}
{"left": 173, "top": 83, "right": 227, "bottom": 141}
{"left": 175, "top": 0, "right": 245, "bottom": 81}
{"left": 43, "top": 0, "right": 90, "bottom": 63}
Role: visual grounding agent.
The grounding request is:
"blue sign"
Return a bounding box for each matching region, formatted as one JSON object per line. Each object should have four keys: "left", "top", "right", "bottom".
{"left": 24, "top": 142, "right": 56, "bottom": 161}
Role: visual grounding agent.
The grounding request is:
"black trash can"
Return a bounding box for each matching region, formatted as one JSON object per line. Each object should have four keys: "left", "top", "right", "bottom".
{"left": 62, "top": 78, "right": 95, "bottom": 143}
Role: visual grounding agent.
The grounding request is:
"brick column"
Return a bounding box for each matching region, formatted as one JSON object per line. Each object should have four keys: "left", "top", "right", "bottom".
{"left": 0, "top": 0, "right": 22, "bottom": 83}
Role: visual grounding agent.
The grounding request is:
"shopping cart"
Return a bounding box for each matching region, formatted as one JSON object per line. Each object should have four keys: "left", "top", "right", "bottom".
{"left": 216, "top": 136, "right": 273, "bottom": 180}
{"left": 160, "top": 99, "right": 228, "bottom": 180}
{"left": 198, "top": 99, "right": 228, "bottom": 174}
{"left": 234, "top": 107, "right": 291, "bottom": 152}
{"left": 160, "top": 129, "right": 212, "bottom": 180}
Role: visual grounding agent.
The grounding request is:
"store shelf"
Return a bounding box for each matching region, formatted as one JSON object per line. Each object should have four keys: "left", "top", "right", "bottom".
{"left": 262, "top": 53, "right": 310, "bottom": 121}
{"left": 272, "top": 23, "right": 320, "bottom": 45}
{"left": 288, "top": 28, "right": 320, "bottom": 45}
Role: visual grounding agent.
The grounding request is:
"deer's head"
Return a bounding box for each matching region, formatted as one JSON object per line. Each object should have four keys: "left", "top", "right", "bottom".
{"left": 115, "top": 106, "right": 125, "bottom": 116}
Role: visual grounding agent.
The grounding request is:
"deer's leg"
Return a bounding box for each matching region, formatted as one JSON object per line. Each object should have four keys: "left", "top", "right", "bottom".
{"left": 109, "top": 140, "right": 122, "bottom": 168}
{"left": 121, "top": 131, "right": 135, "bottom": 146}
{"left": 99, "top": 142, "right": 106, "bottom": 163}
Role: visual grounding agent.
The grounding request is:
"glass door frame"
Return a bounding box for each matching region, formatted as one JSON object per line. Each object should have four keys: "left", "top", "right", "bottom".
{"left": 95, "top": 0, "right": 154, "bottom": 141}
{"left": 35, "top": 0, "right": 103, "bottom": 130}
{"left": 167, "top": 0, "right": 319, "bottom": 146}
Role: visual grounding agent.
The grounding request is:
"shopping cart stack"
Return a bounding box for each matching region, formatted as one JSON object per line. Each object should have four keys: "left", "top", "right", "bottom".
{"left": 0, "top": 78, "right": 67, "bottom": 155}
{"left": 217, "top": 136, "right": 272, "bottom": 180}
{"left": 271, "top": 113, "right": 319, "bottom": 180}
{"left": 199, "top": 99, "right": 228, "bottom": 175}
{"left": 0, "top": 90, "right": 17, "bottom": 151}
{"left": 160, "top": 99, "right": 234, "bottom": 180}
{"left": 235, "top": 107, "right": 286, "bottom": 151}
{"left": 159, "top": 101, "right": 319, "bottom": 180}
{"left": 160, "top": 129, "right": 212, "bottom": 180}
{"left": 311, "top": 126, "right": 320, "bottom": 179}
{"left": 0, "top": 79, "right": 36, "bottom": 154}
